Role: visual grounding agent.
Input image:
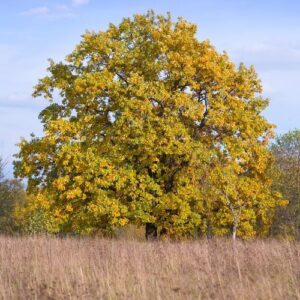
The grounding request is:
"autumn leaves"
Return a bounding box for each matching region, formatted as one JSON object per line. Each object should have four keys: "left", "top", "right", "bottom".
{"left": 14, "top": 11, "right": 285, "bottom": 239}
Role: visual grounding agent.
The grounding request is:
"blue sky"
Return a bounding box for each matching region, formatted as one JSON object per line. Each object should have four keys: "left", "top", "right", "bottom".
{"left": 1, "top": 0, "right": 300, "bottom": 175}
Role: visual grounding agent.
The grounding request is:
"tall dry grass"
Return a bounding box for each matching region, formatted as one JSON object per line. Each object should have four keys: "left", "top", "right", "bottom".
{"left": 0, "top": 236, "right": 298, "bottom": 299}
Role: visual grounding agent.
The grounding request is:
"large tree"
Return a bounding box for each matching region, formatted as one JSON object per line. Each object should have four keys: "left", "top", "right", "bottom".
{"left": 14, "top": 11, "right": 284, "bottom": 239}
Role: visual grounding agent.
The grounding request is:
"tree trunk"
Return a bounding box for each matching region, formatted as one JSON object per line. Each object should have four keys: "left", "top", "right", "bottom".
{"left": 206, "top": 219, "right": 213, "bottom": 239}
{"left": 145, "top": 223, "right": 157, "bottom": 240}
{"left": 232, "top": 219, "right": 238, "bottom": 241}
{"left": 160, "top": 227, "right": 167, "bottom": 239}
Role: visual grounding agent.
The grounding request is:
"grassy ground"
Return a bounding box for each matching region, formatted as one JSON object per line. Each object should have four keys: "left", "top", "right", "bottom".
{"left": 0, "top": 236, "right": 298, "bottom": 299}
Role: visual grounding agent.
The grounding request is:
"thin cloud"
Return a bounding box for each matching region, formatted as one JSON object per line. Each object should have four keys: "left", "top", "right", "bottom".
{"left": 55, "top": 5, "right": 71, "bottom": 12}
{"left": 20, "top": 0, "right": 89, "bottom": 21}
{"left": 223, "top": 41, "right": 300, "bottom": 72}
{"left": 71, "top": 0, "right": 90, "bottom": 7}
{"left": 20, "top": 5, "right": 75, "bottom": 20}
{"left": 20, "top": 6, "right": 49, "bottom": 17}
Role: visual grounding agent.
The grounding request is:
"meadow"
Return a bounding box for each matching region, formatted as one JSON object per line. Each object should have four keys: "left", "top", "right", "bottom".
{"left": 0, "top": 236, "right": 298, "bottom": 299}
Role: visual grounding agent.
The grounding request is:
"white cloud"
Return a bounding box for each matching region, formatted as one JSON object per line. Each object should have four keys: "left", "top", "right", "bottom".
{"left": 55, "top": 4, "right": 71, "bottom": 12}
{"left": 20, "top": 5, "right": 76, "bottom": 20}
{"left": 220, "top": 40, "right": 300, "bottom": 73}
{"left": 20, "top": 1, "right": 88, "bottom": 20}
{"left": 71, "top": 0, "right": 90, "bottom": 7}
{"left": 21, "top": 6, "right": 49, "bottom": 17}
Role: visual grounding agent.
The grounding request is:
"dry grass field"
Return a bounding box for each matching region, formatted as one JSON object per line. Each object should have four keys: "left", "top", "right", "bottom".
{"left": 0, "top": 236, "right": 299, "bottom": 299}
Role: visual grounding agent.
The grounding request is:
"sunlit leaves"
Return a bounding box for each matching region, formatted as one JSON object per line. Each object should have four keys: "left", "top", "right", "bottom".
{"left": 14, "top": 11, "right": 284, "bottom": 238}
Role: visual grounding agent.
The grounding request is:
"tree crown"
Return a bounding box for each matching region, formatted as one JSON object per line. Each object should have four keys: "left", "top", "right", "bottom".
{"left": 14, "top": 11, "right": 283, "bottom": 238}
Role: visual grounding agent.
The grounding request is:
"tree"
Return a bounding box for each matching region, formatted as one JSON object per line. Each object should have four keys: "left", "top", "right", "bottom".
{"left": 270, "top": 130, "right": 300, "bottom": 239}
{"left": 0, "top": 157, "right": 26, "bottom": 233}
{"left": 14, "top": 11, "right": 284, "bottom": 239}
{"left": 14, "top": 193, "right": 60, "bottom": 234}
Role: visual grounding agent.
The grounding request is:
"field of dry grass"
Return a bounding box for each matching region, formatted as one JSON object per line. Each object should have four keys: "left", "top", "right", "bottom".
{"left": 0, "top": 236, "right": 298, "bottom": 299}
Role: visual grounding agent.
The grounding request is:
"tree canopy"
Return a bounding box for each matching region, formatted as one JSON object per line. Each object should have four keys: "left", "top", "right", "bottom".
{"left": 0, "top": 157, "right": 26, "bottom": 233}
{"left": 14, "top": 11, "right": 285, "bottom": 239}
{"left": 270, "top": 129, "right": 300, "bottom": 239}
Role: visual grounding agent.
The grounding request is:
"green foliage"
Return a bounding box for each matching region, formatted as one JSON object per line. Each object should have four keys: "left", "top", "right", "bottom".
{"left": 270, "top": 129, "right": 300, "bottom": 239}
{"left": 14, "top": 11, "right": 284, "bottom": 239}
{"left": 14, "top": 194, "right": 61, "bottom": 234}
{"left": 0, "top": 157, "right": 26, "bottom": 233}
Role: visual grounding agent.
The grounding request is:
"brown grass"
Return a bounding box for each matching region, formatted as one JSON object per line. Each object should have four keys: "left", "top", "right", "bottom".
{"left": 0, "top": 236, "right": 298, "bottom": 299}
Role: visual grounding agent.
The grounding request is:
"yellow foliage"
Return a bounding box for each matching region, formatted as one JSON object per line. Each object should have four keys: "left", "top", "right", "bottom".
{"left": 14, "top": 11, "right": 284, "bottom": 238}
